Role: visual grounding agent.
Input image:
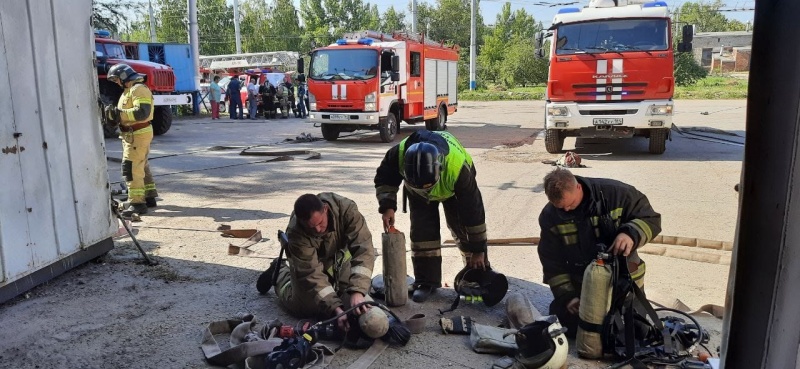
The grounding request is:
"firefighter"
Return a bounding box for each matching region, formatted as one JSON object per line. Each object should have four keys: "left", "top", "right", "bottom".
{"left": 257, "top": 193, "right": 389, "bottom": 337}
{"left": 537, "top": 168, "right": 661, "bottom": 337}
{"left": 103, "top": 63, "right": 159, "bottom": 217}
{"left": 260, "top": 81, "right": 277, "bottom": 119}
{"left": 296, "top": 73, "right": 308, "bottom": 118}
{"left": 374, "top": 130, "right": 489, "bottom": 303}
{"left": 284, "top": 79, "right": 299, "bottom": 118}
{"left": 276, "top": 80, "right": 290, "bottom": 119}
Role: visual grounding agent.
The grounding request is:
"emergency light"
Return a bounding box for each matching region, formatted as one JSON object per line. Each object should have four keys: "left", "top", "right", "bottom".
{"left": 643, "top": 1, "right": 668, "bottom": 7}
{"left": 336, "top": 38, "right": 374, "bottom": 46}
{"left": 94, "top": 29, "right": 112, "bottom": 38}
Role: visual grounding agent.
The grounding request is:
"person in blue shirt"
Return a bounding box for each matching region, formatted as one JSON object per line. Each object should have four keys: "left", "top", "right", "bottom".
{"left": 209, "top": 76, "right": 222, "bottom": 119}
{"left": 226, "top": 76, "right": 244, "bottom": 119}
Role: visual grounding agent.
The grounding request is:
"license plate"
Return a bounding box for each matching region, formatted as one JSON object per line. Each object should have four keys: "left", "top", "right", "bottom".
{"left": 593, "top": 118, "right": 623, "bottom": 125}
{"left": 329, "top": 114, "right": 350, "bottom": 121}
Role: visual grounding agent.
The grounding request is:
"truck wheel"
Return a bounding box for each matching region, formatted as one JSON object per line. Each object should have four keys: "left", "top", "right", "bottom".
{"left": 425, "top": 106, "right": 447, "bottom": 131}
{"left": 545, "top": 129, "right": 565, "bottom": 154}
{"left": 321, "top": 124, "right": 340, "bottom": 141}
{"left": 103, "top": 124, "right": 118, "bottom": 139}
{"left": 151, "top": 106, "right": 173, "bottom": 136}
{"left": 649, "top": 128, "right": 668, "bottom": 154}
{"left": 380, "top": 113, "right": 398, "bottom": 142}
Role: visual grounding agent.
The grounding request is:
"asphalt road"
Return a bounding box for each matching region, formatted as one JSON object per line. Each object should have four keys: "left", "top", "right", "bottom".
{"left": 0, "top": 99, "right": 745, "bottom": 369}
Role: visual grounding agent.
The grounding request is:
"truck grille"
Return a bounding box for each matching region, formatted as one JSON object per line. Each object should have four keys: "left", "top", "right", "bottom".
{"left": 573, "top": 82, "right": 647, "bottom": 98}
{"left": 327, "top": 103, "right": 355, "bottom": 109}
{"left": 579, "top": 109, "right": 638, "bottom": 115}
{"left": 149, "top": 70, "right": 175, "bottom": 92}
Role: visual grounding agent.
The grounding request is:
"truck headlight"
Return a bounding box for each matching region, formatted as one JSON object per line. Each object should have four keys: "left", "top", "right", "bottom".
{"left": 548, "top": 107, "right": 569, "bottom": 116}
{"left": 364, "top": 102, "right": 377, "bottom": 112}
{"left": 648, "top": 105, "right": 673, "bottom": 115}
{"left": 308, "top": 92, "right": 316, "bottom": 111}
{"left": 365, "top": 92, "right": 376, "bottom": 103}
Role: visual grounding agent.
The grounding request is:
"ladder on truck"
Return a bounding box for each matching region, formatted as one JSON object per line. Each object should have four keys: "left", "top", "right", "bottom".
{"left": 199, "top": 51, "right": 299, "bottom": 71}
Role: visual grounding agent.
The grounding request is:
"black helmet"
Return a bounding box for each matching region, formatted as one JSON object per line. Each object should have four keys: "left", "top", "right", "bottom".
{"left": 512, "top": 315, "right": 568, "bottom": 369}
{"left": 439, "top": 266, "right": 509, "bottom": 314}
{"left": 404, "top": 142, "right": 443, "bottom": 189}
{"left": 107, "top": 63, "right": 144, "bottom": 86}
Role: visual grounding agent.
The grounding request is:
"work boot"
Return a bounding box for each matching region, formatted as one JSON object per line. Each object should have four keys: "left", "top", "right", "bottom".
{"left": 256, "top": 258, "right": 281, "bottom": 294}
{"left": 121, "top": 203, "right": 148, "bottom": 217}
{"left": 411, "top": 285, "right": 437, "bottom": 303}
{"left": 145, "top": 197, "right": 157, "bottom": 208}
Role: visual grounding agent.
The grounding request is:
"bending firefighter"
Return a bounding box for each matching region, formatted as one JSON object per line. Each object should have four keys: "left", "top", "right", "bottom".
{"left": 537, "top": 169, "right": 661, "bottom": 337}
{"left": 257, "top": 193, "right": 389, "bottom": 339}
{"left": 104, "top": 63, "right": 158, "bottom": 217}
{"left": 374, "top": 130, "right": 489, "bottom": 303}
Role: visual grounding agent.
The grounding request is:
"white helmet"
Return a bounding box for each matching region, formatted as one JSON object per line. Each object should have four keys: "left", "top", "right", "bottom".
{"left": 512, "top": 315, "right": 568, "bottom": 369}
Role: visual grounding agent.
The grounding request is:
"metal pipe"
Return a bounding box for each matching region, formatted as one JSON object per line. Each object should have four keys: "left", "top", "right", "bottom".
{"left": 233, "top": 0, "right": 242, "bottom": 53}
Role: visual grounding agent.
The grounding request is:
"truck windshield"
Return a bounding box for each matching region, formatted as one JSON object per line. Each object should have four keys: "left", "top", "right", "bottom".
{"left": 98, "top": 43, "right": 127, "bottom": 59}
{"left": 555, "top": 18, "right": 669, "bottom": 55}
{"left": 309, "top": 49, "right": 378, "bottom": 81}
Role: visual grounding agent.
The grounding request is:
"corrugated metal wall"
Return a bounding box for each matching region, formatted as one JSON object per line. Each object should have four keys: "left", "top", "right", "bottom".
{"left": 0, "top": 0, "right": 115, "bottom": 298}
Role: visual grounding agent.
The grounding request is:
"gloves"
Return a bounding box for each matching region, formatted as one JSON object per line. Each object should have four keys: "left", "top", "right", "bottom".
{"left": 104, "top": 105, "right": 120, "bottom": 127}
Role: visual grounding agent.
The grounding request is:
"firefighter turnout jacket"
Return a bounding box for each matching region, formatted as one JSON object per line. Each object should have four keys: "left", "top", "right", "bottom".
{"left": 285, "top": 193, "right": 375, "bottom": 316}
{"left": 537, "top": 176, "right": 661, "bottom": 302}
{"left": 374, "top": 130, "right": 488, "bottom": 253}
{"left": 118, "top": 81, "right": 154, "bottom": 132}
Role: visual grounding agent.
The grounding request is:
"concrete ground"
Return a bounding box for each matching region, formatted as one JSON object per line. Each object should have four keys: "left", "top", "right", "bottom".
{"left": 0, "top": 100, "right": 745, "bottom": 369}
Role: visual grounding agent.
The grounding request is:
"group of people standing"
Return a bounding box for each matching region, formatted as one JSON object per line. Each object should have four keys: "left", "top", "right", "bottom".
{"left": 206, "top": 73, "right": 308, "bottom": 120}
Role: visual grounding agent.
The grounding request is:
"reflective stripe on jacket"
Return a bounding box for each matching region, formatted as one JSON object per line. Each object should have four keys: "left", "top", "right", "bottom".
{"left": 118, "top": 83, "right": 154, "bottom": 125}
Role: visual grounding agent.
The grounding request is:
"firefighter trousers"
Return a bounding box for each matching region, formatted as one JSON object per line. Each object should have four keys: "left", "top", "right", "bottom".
{"left": 273, "top": 261, "right": 387, "bottom": 333}
{"left": 121, "top": 128, "right": 157, "bottom": 203}
{"left": 407, "top": 191, "right": 490, "bottom": 288}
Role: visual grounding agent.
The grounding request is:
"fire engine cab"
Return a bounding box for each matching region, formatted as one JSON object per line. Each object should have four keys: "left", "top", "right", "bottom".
{"left": 303, "top": 31, "right": 459, "bottom": 142}
{"left": 539, "top": 0, "right": 692, "bottom": 154}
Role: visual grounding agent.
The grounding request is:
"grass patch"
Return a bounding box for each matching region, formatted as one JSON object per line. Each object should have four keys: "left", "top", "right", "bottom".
{"left": 459, "top": 76, "right": 748, "bottom": 101}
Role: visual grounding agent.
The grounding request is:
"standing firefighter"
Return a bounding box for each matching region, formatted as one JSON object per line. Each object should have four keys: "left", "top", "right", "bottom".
{"left": 374, "top": 130, "right": 489, "bottom": 303}
{"left": 103, "top": 63, "right": 158, "bottom": 217}
{"left": 276, "top": 81, "right": 289, "bottom": 119}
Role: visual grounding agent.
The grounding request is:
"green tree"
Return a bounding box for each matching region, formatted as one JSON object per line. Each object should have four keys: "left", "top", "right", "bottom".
{"left": 198, "top": 0, "right": 235, "bottom": 55}
{"left": 380, "top": 6, "right": 406, "bottom": 33}
{"left": 677, "top": 0, "right": 742, "bottom": 32}
{"left": 92, "top": 0, "right": 142, "bottom": 35}
{"left": 239, "top": 0, "right": 270, "bottom": 53}
{"left": 674, "top": 52, "right": 707, "bottom": 86}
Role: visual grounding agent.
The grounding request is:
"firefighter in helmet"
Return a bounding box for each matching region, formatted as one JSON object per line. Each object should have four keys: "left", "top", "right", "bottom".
{"left": 374, "top": 130, "right": 490, "bottom": 303}
{"left": 104, "top": 63, "right": 158, "bottom": 217}
{"left": 276, "top": 78, "right": 290, "bottom": 119}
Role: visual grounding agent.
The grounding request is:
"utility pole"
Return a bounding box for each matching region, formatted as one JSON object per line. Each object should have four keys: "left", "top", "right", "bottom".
{"left": 412, "top": 0, "right": 418, "bottom": 33}
{"left": 233, "top": 0, "right": 242, "bottom": 53}
{"left": 188, "top": 0, "right": 200, "bottom": 99}
{"left": 470, "top": 0, "right": 477, "bottom": 90}
{"left": 148, "top": 0, "right": 157, "bottom": 42}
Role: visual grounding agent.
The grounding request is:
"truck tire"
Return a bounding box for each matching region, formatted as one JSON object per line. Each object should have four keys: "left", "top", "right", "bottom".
{"left": 151, "top": 106, "right": 173, "bottom": 136}
{"left": 380, "top": 113, "right": 398, "bottom": 142}
{"left": 425, "top": 106, "right": 447, "bottom": 131}
{"left": 321, "top": 124, "right": 340, "bottom": 141}
{"left": 649, "top": 128, "right": 668, "bottom": 154}
{"left": 545, "top": 129, "right": 565, "bottom": 154}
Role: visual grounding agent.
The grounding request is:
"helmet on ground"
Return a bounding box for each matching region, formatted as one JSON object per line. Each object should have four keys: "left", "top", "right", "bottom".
{"left": 513, "top": 315, "right": 568, "bottom": 369}
{"left": 107, "top": 63, "right": 144, "bottom": 86}
{"left": 404, "top": 142, "right": 443, "bottom": 190}
{"left": 453, "top": 267, "right": 508, "bottom": 307}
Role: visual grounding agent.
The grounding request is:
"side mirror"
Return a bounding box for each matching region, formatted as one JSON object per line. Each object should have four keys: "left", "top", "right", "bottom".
{"left": 535, "top": 33, "right": 543, "bottom": 50}
{"left": 297, "top": 57, "right": 305, "bottom": 74}
{"left": 391, "top": 55, "right": 400, "bottom": 74}
{"left": 391, "top": 55, "right": 400, "bottom": 81}
{"left": 535, "top": 48, "right": 545, "bottom": 59}
{"left": 682, "top": 24, "right": 694, "bottom": 43}
{"left": 677, "top": 42, "right": 693, "bottom": 53}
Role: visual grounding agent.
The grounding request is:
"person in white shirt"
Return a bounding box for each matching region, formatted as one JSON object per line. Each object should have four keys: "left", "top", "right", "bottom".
{"left": 247, "top": 78, "right": 259, "bottom": 120}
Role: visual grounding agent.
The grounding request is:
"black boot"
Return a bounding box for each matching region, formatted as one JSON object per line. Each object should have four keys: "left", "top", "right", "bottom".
{"left": 145, "top": 197, "right": 157, "bottom": 208}
{"left": 412, "top": 285, "right": 438, "bottom": 303}
{"left": 256, "top": 258, "right": 282, "bottom": 294}
{"left": 121, "top": 203, "right": 148, "bottom": 217}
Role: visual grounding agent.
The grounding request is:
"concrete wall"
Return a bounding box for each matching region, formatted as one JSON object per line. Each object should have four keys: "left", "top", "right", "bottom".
{"left": 692, "top": 32, "right": 754, "bottom": 70}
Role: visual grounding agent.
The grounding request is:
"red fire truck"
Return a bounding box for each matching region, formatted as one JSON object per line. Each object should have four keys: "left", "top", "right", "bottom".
{"left": 304, "top": 31, "right": 459, "bottom": 142}
{"left": 539, "top": 0, "right": 692, "bottom": 154}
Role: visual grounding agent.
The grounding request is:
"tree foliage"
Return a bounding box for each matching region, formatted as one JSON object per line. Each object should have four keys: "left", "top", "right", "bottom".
{"left": 92, "top": 0, "right": 142, "bottom": 35}
{"left": 678, "top": 0, "right": 746, "bottom": 32}
{"left": 674, "top": 52, "right": 708, "bottom": 86}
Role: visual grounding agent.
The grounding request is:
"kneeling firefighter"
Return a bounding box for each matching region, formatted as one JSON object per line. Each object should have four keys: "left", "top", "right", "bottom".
{"left": 256, "top": 193, "right": 409, "bottom": 344}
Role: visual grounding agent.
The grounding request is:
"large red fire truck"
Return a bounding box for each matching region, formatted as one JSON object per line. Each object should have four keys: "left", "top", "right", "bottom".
{"left": 539, "top": 0, "right": 692, "bottom": 154}
{"left": 304, "top": 31, "right": 459, "bottom": 142}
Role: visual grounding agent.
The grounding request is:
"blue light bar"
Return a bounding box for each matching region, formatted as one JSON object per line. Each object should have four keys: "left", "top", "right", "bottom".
{"left": 357, "top": 38, "right": 373, "bottom": 45}
{"left": 557, "top": 7, "right": 580, "bottom": 14}
{"left": 643, "top": 1, "right": 668, "bottom": 8}
{"left": 336, "top": 39, "right": 348, "bottom": 45}
{"left": 94, "top": 29, "right": 111, "bottom": 38}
